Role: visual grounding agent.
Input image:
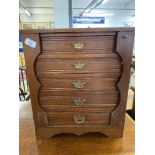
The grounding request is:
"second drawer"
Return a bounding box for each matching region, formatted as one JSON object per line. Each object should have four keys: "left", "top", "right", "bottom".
{"left": 36, "top": 60, "right": 121, "bottom": 73}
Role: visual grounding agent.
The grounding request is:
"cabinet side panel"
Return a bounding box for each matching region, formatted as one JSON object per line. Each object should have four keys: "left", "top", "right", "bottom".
{"left": 111, "top": 31, "right": 134, "bottom": 126}
{"left": 21, "top": 33, "right": 48, "bottom": 129}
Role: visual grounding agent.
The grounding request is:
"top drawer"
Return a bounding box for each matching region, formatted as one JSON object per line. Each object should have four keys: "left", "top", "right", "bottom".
{"left": 41, "top": 36, "right": 115, "bottom": 51}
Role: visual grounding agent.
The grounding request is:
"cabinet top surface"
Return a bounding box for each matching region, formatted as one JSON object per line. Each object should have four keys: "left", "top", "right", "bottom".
{"left": 20, "top": 27, "right": 135, "bottom": 34}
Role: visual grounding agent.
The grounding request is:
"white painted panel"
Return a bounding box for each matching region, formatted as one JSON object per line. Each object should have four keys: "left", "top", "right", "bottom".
{"left": 19, "top": 8, "right": 54, "bottom": 14}
{"left": 20, "top": 0, "right": 54, "bottom": 7}
{"left": 53, "top": 0, "right": 69, "bottom": 28}
{"left": 20, "top": 14, "right": 54, "bottom": 22}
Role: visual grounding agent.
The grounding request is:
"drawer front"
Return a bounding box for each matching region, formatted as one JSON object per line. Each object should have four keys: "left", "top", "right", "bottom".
{"left": 41, "top": 36, "right": 115, "bottom": 51}
{"left": 36, "top": 60, "right": 121, "bottom": 73}
{"left": 47, "top": 112, "right": 110, "bottom": 126}
{"left": 39, "top": 95, "right": 118, "bottom": 106}
{"left": 40, "top": 95, "right": 118, "bottom": 112}
{"left": 40, "top": 78, "right": 117, "bottom": 91}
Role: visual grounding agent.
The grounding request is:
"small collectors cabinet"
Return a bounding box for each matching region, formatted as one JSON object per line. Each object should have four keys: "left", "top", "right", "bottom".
{"left": 21, "top": 28, "right": 135, "bottom": 138}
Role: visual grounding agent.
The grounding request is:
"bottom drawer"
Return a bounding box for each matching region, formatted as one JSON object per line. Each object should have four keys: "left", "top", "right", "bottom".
{"left": 47, "top": 112, "right": 110, "bottom": 126}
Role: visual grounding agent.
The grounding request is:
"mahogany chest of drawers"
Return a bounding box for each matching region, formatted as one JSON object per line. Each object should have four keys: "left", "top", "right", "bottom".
{"left": 21, "top": 28, "right": 135, "bottom": 138}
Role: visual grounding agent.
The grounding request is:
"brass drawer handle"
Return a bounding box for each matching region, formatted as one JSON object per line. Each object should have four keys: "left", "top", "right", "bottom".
{"left": 73, "top": 62, "right": 85, "bottom": 70}
{"left": 73, "top": 98, "right": 86, "bottom": 105}
{"left": 72, "top": 81, "right": 86, "bottom": 89}
{"left": 72, "top": 42, "right": 85, "bottom": 50}
{"left": 74, "top": 115, "right": 86, "bottom": 123}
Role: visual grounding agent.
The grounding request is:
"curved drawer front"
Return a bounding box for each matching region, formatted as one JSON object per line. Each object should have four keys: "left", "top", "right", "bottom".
{"left": 39, "top": 95, "right": 118, "bottom": 106}
{"left": 36, "top": 60, "right": 121, "bottom": 73}
{"left": 39, "top": 95, "right": 118, "bottom": 113}
{"left": 40, "top": 78, "right": 118, "bottom": 91}
{"left": 47, "top": 112, "right": 110, "bottom": 126}
{"left": 41, "top": 36, "right": 115, "bottom": 51}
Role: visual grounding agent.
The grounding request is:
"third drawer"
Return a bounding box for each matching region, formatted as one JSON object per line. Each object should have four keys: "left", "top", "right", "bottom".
{"left": 40, "top": 78, "right": 118, "bottom": 91}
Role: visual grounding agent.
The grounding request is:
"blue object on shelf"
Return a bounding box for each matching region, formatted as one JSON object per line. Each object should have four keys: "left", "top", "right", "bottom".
{"left": 73, "top": 16, "right": 105, "bottom": 24}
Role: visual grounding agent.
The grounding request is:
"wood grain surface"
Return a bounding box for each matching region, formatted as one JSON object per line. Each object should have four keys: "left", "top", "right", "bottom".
{"left": 19, "top": 101, "right": 135, "bottom": 155}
